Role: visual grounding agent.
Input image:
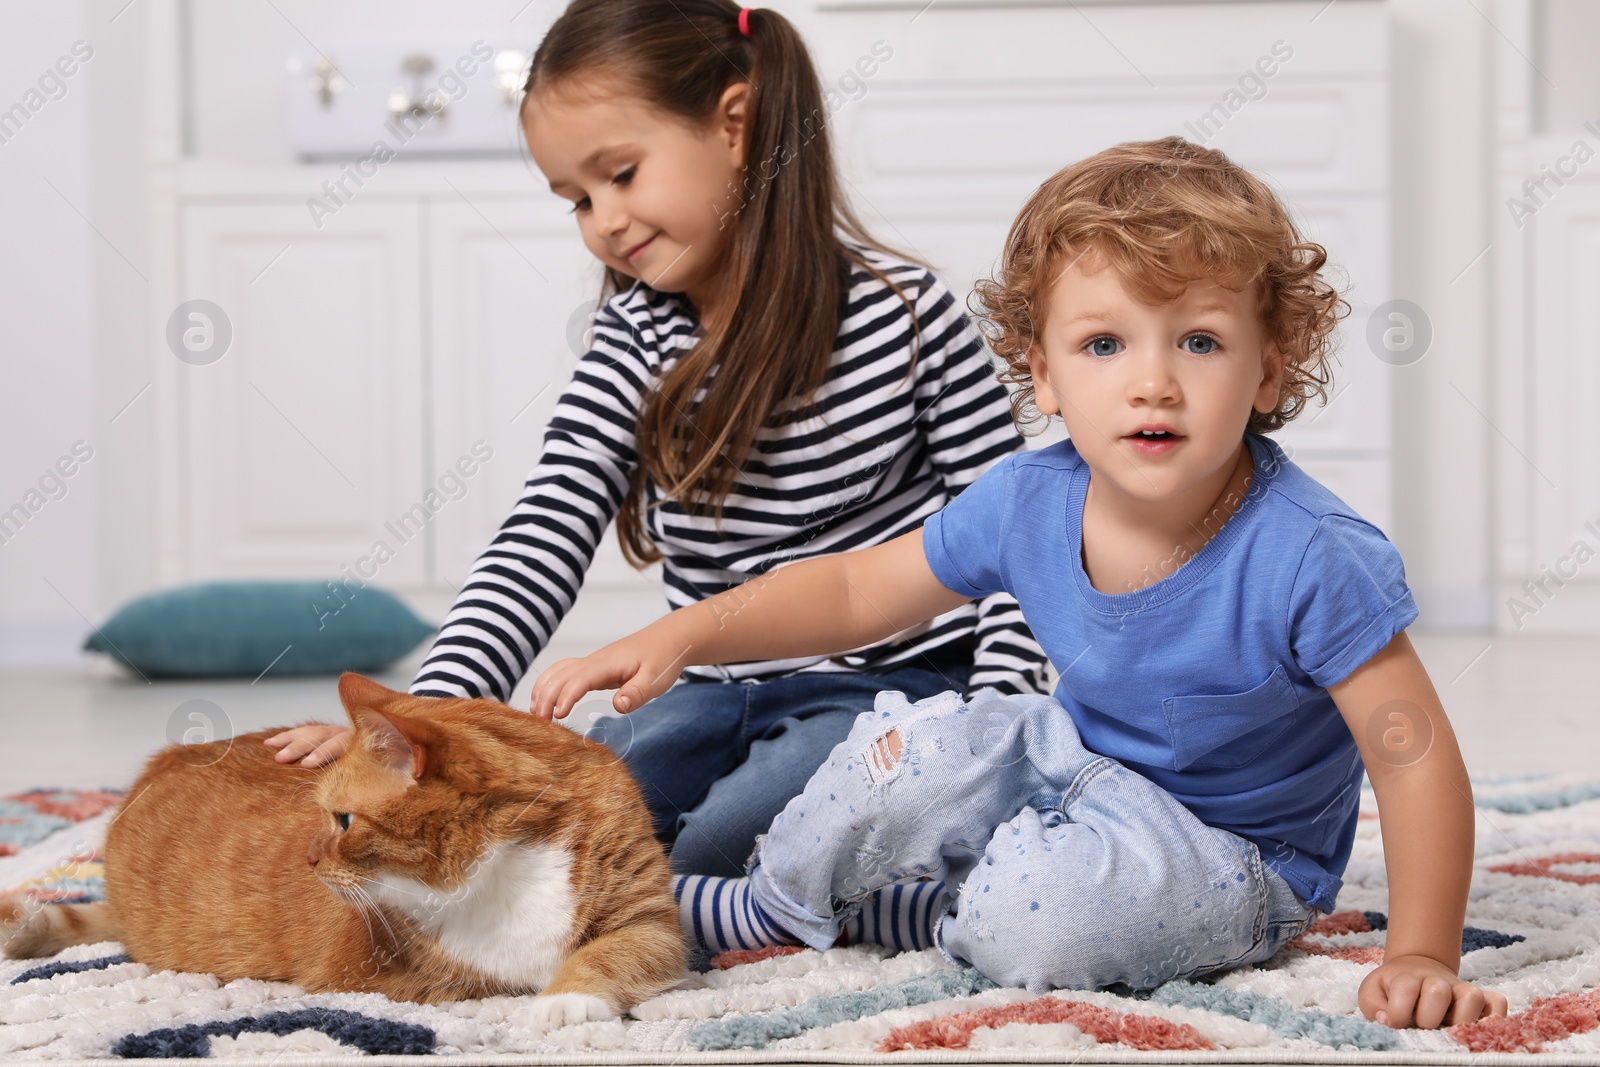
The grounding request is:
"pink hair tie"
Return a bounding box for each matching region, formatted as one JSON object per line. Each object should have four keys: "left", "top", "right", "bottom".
{"left": 738, "top": 7, "right": 753, "bottom": 36}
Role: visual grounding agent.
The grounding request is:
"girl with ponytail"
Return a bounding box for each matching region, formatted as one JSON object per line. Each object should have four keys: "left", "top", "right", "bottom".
{"left": 268, "top": 0, "right": 1047, "bottom": 877}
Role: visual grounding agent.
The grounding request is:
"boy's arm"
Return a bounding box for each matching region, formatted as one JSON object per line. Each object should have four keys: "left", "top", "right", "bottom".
{"left": 529, "top": 529, "right": 971, "bottom": 720}
{"left": 1327, "top": 630, "right": 1508, "bottom": 1028}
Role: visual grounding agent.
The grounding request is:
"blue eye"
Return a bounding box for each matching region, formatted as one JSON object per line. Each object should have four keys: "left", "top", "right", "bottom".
{"left": 335, "top": 812, "right": 353, "bottom": 831}
{"left": 1183, "top": 334, "right": 1218, "bottom": 354}
{"left": 1086, "top": 336, "right": 1123, "bottom": 358}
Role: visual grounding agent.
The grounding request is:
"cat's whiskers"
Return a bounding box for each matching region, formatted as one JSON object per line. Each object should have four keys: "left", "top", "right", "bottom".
{"left": 371, "top": 877, "right": 427, "bottom": 900}
{"left": 347, "top": 886, "right": 379, "bottom": 949}
{"left": 322, "top": 875, "right": 379, "bottom": 948}
{"left": 348, "top": 881, "right": 402, "bottom": 953}
{"left": 325, "top": 875, "right": 383, "bottom": 949}
{"left": 352, "top": 883, "right": 397, "bottom": 945}
{"left": 371, "top": 873, "right": 471, "bottom": 922}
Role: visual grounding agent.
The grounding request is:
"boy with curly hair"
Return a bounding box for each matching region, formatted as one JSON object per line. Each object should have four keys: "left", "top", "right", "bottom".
{"left": 531, "top": 138, "right": 1507, "bottom": 1028}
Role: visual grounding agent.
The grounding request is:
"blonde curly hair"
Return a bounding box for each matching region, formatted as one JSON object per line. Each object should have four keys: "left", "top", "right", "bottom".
{"left": 971, "top": 137, "right": 1347, "bottom": 434}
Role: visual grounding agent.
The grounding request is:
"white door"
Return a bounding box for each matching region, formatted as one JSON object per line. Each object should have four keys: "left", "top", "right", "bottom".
{"left": 177, "top": 201, "right": 426, "bottom": 584}
{"left": 1520, "top": 177, "right": 1600, "bottom": 632}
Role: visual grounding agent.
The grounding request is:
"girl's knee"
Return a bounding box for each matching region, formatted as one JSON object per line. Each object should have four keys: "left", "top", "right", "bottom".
{"left": 668, "top": 815, "right": 749, "bottom": 878}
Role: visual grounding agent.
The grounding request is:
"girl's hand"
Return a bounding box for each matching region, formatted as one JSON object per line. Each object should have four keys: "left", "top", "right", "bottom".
{"left": 531, "top": 638, "right": 686, "bottom": 721}
{"left": 1358, "top": 954, "right": 1508, "bottom": 1028}
{"left": 263, "top": 724, "right": 351, "bottom": 768}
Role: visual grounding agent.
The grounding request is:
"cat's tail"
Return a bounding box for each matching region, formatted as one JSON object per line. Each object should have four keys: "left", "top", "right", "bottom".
{"left": 0, "top": 893, "right": 120, "bottom": 959}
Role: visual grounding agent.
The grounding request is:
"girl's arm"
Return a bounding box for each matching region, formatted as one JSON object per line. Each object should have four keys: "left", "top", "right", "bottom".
{"left": 411, "top": 310, "right": 648, "bottom": 703}
{"left": 908, "top": 270, "right": 1049, "bottom": 694}
{"left": 530, "top": 529, "right": 970, "bottom": 720}
{"left": 1326, "top": 630, "right": 1508, "bottom": 1028}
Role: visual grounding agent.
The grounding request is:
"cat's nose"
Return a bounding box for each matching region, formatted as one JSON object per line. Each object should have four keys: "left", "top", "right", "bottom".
{"left": 306, "top": 850, "right": 319, "bottom": 868}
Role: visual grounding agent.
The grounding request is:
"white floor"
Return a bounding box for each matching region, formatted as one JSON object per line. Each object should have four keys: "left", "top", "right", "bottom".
{"left": 0, "top": 631, "right": 1595, "bottom": 797}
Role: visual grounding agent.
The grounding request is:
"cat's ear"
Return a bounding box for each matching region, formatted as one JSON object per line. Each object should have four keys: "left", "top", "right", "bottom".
{"left": 337, "top": 672, "right": 404, "bottom": 715}
{"left": 340, "top": 674, "right": 429, "bottom": 780}
{"left": 349, "top": 707, "right": 429, "bottom": 782}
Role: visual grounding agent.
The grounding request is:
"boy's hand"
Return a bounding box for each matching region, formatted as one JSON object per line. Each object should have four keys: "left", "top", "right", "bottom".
{"left": 530, "top": 638, "right": 687, "bottom": 721}
{"left": 1359, "top": 954, "right": 1507, "bottom": 1028}
{"left": 263, "top": 724, "right": 350, "bottom": 767}
{"left": 1329, "top": 632, "right": 1508, "bottom": 1030}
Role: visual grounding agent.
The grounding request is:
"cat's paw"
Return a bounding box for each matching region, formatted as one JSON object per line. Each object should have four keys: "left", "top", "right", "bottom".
{"left": 0, "top": 893, "right": 47, "bottom": 959}
{"left": 517, "top": 992, "right": 616, "bottom": 1031}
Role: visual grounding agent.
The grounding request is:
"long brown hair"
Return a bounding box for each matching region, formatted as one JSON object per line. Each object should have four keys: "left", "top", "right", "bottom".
{"left": 524, "top": 0, "right": 921, "bottom": 566}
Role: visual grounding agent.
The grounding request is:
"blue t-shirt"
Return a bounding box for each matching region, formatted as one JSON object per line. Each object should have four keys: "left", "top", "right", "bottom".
{"left": 922, "top": 433, "right": 1418, "bottom": 912}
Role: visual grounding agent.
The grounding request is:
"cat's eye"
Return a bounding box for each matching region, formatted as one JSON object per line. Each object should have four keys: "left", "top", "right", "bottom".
{"left": 334, "top": 812, "right": 353, "bottom": 832}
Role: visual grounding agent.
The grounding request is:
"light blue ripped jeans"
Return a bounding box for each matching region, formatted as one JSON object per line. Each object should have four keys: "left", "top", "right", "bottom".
{"left": 747, "top": 688, "right": 1321, "bottom": 992}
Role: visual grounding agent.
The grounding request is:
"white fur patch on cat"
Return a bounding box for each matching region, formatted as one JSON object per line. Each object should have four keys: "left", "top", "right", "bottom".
{"left": 515, "top": 992, "right": 616, "bottom": 1032}
{"left": 369, "top": 841, "right": 576, "bottom": 988}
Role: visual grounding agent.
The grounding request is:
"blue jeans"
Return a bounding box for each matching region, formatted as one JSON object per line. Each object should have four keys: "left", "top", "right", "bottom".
{"left": 748, "top": 688, "right": 1322, "bottom": 992}
{"left": 590, "top": 663, "right": 970, "bottom": 877}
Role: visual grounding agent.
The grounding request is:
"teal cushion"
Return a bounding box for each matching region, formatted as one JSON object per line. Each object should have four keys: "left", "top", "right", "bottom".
{"left": 83, "top": 581, "right": 436, "bottom": 678}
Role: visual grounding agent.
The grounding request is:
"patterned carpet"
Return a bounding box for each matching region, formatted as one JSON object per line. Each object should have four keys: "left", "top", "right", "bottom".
{"left": 2, "top": 774, "right": 1599, "bottom": 1063}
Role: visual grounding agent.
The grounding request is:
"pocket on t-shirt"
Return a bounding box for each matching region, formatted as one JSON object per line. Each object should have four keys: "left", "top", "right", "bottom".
{"left": 1162, "top": 664, "right": 1301, "bottom": 772}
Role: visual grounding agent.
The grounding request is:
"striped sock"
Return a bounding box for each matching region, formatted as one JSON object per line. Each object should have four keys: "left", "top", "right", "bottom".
{"left": 841, "top": 880, "right": 947, "bottom": 952}
{"left": 672, "top": 874, "right": 799, "bottom": 955}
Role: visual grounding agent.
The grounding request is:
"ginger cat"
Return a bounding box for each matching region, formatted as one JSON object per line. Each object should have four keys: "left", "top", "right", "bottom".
{"left": 0, "top": 673, "right": 685, "bottom": 1026}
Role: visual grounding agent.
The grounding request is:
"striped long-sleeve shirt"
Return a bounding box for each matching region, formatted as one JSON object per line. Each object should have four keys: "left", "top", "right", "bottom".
{"left": 411, "top": 247, "right": 1049, "bottom": 702}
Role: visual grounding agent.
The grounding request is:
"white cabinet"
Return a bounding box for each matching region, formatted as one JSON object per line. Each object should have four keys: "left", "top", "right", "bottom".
{"left": 170, "top": 192, "right": 659, "bottom": 642}
{"left": 1510, "top": 173, "right": 1600, "bottom": 632}
{"left": 1529, "top": 189, "right": 1600, "bottom": 549}
{"left": 177, "top": 202, "right": 425, "bottom": 583}
{"left": 1490, "top": 0, "right": 1600, "bottom": 635}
